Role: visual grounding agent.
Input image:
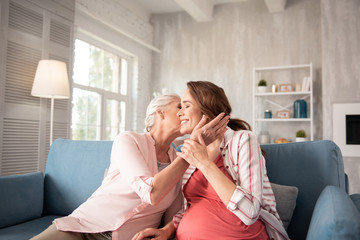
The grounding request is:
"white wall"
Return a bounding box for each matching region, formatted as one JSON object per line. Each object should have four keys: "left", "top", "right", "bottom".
{"left": 321, "top": 0, "right": 360, "bottom": 194}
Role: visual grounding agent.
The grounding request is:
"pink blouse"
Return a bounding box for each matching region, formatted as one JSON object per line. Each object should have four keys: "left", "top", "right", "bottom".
{"left": 54, "top": 132, "right": 182, "bottom": 240}
{"left": 174, "top": 129, "right": 289, "bottom": 240}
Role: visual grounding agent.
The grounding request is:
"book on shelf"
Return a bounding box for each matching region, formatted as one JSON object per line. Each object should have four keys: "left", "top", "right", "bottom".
{"left": 301, "top": 77, "right": 311, "bottom": 92}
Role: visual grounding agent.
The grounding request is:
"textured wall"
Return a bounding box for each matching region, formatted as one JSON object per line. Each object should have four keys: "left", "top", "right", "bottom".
{"left": 321, "top": 0, "right": 360, "bottom": 194}
{"left": 76, "top": 0, "right": 153, "bottom": 45}
{"left": 151, "top": 0, "right": 360, "bottom": 194}
{"left": 151, "top": 0, "right": 322, "bottom": 138}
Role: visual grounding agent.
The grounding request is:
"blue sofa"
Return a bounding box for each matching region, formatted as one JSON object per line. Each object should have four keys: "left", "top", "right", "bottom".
{"left": 0, "top": 139, "right": 359, "bottom": 240}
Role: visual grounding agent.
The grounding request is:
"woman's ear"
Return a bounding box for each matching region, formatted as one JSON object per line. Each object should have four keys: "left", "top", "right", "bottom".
{"left": 156, "top": 110, "right": 165, "bottom": 120}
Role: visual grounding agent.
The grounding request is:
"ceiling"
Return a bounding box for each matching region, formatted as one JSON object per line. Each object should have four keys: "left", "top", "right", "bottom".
{"left": 132, "top": 0, "right": 286, "bottom": 22}
{"left": 132, "top": 0, "right": 248, "bottom": 14}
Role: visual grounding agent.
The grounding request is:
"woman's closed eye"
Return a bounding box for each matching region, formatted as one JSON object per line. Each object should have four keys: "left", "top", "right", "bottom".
{"left": 179, "top": 104, "right": 190, "bottom": 110}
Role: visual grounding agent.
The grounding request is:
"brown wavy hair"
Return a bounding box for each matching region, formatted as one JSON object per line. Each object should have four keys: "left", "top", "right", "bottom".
{"left": 187, "top": 81, "right": 266, "bottom": 156}
{"left": 187, "top": 81, "right": 251, "bottom": 131}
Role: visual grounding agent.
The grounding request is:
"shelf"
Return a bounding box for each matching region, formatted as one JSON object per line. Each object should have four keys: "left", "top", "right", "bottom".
{"left": 255, "top": 91, "right": 311, "bottom": 97}
{"left": 256, "top": 118, "right": 312, "bottom": 122}
{"left": 253, "top": 63, "right": 314, "bottom": 141}
{"left": 254, "top": 64, "right": 311, "bottom": 71}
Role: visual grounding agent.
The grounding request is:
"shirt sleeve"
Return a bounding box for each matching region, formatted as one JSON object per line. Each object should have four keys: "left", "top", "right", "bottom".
{"left": 162, "top": 187, "right": 183, "bottom": 227}
{"left": 109, "top": 133, "right": 154, "bottom": 204}
{"left": 226, "top": 131, "right": 264, "bottom": 225}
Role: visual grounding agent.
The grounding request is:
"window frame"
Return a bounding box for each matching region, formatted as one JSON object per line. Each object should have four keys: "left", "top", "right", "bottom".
{"left": 71, "top": 31, "right": 133, "bottom": 140}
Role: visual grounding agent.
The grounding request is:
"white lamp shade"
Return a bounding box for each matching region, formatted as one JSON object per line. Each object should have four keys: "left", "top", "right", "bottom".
{"left": 31, "top": 59, "right": 70, "bottom": 99}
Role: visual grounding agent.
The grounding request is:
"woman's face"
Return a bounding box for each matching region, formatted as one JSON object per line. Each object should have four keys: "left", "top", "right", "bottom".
{"left": 162, "top": 98, "right": 182, "bottom": 136}
{"left": 178, "top": 89, "right": 203, "bottom": 135}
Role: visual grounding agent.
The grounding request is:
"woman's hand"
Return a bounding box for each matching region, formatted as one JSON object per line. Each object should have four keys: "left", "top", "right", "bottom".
{"left": 132, "top": 221, "right": 175, "bottom": 240}
{"left": 190, "top": 113, "right": 229, "bottom": 146}
{"left": 178, "top": 136, "right": 236, "bottom": 207}
{"left": 177, "top": 135, "right": 210, "bottom": 169}
{"left": 131, "top": 228, "right": 168, "bottom": 240}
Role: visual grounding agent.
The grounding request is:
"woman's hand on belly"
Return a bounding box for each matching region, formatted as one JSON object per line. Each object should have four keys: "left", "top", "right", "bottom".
{"left": 132, "top": 220, "right": 175, "bottom": 240}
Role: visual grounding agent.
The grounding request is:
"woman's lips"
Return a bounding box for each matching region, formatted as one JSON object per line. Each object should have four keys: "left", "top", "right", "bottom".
{"left": 180, "top": 119, "right": 188, "bottom": 125}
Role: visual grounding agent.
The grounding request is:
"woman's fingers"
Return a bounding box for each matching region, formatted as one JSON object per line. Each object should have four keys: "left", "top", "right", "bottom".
{"left": 193, "top": 114, "right": 207, "bottom": 131}
{"left": 198, "top": 134, "right": 206, "bottom": 146}
{"left": 211, "top": 113, "right": 229, "bottom": 131}
{"left": 215, "top": 118, "right": 229, "bottom": 135}
{"left": 198, "top": 113, "right": 229, "bottom": 145}
{"left": 131, "top": 228, "right": 159, "bottom": 240}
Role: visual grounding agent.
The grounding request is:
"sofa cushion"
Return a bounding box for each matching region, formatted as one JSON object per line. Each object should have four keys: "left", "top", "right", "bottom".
{"left": 0, "top": 172, "right": 43, "bottom": 228}
{"left": 271, "top": 183, "right": 298, "bottom": 230}
{"left": 0, "top": 215, "right": 59, "bottom": 240}
{"left": 44, "top": 139, "right": 113, "bottom": 216}
{"left": 306, "top": 185, "right": 360, "bottom": 240}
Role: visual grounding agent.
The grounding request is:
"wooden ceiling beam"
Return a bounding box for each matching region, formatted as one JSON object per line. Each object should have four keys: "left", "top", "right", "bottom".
{"left": 174, "top": 0, "right": 213, "bottom": 22}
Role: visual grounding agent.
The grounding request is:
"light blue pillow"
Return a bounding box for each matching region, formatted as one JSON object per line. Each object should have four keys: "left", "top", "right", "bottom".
{"left": 307, "top": 185, "right": 360, "bottom": 240}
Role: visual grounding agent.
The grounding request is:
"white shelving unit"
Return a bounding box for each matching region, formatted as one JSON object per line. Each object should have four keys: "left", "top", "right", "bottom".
{"left": 252, "top": 63, "right": 314, "bottom": 143}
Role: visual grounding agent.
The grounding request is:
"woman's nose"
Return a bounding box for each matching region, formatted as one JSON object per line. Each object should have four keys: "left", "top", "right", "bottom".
{"left": 177, "top": 109, "right": 183, "bottom": 116}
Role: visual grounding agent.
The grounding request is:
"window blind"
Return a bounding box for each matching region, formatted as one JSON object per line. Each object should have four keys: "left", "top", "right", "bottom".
{"left": 0, "top": 0, "right": 74, "bottom": 176}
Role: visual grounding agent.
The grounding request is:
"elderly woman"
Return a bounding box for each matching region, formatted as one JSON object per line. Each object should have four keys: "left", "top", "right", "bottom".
{"left": 133, "top": 82, "right": 289, "bottom": 240}
{"left": 32, "top": 93, "right": 228, "bottom": 240}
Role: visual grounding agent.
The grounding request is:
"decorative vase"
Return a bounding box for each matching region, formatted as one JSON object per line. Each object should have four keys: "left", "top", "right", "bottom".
{"left": 264, "top": 110, "right": 272, "bottom": 118}
{"left": 294, "top": 99, "right": 307, "bottom": 118}
{"left": 259, "top": 131, "right": 270, "bottom": 144}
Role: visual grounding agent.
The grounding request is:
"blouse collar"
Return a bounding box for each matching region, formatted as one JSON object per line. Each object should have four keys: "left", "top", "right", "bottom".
{"left": 220, "top": 127, "right": 235, "bottom": 150}
{"left": 145, "top": 131, "right": 176, "bottom": 162}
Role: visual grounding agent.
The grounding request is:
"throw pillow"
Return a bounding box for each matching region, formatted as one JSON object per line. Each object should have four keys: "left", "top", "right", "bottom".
{"left": 307, "top": 186, "right": 360, "bottom": 240}
{"left": 270, "top": 182, "right": 298, "bottom": 230}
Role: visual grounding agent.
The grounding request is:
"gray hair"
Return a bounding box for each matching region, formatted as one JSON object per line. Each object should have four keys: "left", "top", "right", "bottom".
{"left": 144, "top": 93, "right": 180, "bottom": 132}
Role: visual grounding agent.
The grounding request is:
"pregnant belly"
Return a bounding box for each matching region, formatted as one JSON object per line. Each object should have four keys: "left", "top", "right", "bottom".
{"left": 176, "top": 198, "right": 243, "bottom": 239}
{"left": 176, "top": 198, "right": 268, "bottom": 240}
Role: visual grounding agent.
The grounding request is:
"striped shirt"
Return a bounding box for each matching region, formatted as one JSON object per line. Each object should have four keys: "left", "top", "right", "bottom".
{"left": 174, "top": 129, "right": 289, "bottom": 240}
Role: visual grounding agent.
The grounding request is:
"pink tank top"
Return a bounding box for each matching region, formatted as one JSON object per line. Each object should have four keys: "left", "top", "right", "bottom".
{"left": 176, "top": 155, "right": 269, "bottom": 240}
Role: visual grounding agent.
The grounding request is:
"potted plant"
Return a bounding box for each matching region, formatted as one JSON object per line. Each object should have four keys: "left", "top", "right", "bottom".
{"left": 296, "top": 130, "right": 307, "bottom": 142}
{"left": 258, "top": 79, "right": 267, "bottom": 93}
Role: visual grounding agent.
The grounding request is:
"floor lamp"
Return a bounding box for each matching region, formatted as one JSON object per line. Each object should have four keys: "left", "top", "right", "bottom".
{"left": 31, "top": 60, "right": 70, "bottom": 146}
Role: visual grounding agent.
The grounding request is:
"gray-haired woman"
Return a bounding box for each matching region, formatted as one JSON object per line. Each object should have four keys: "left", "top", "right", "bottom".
{"left": 32, "top": 93, "right": 229, "bottom": 240}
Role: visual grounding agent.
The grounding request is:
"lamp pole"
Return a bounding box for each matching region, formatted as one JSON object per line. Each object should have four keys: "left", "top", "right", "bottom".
{"left": 50, "top": 96, "right": 54, "bottom": 146}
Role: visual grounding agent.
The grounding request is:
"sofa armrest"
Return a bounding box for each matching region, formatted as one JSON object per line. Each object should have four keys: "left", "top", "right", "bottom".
{"left": 0, "top": 172, "right": 44, "bottom": 228}
{"left": 306, "top": 185, "right": 360, "bottom": 240}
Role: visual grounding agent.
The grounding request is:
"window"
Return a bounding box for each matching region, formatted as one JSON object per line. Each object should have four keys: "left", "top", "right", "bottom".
{"left": 72, "top": 39, "right": 129, "bottom": 140}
